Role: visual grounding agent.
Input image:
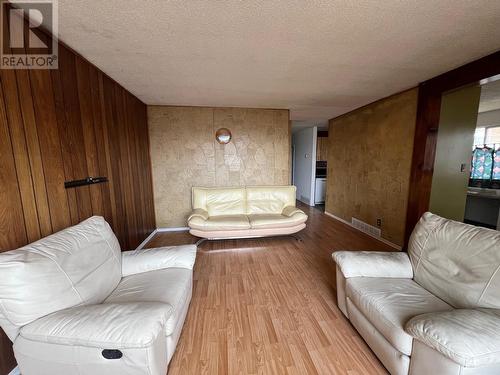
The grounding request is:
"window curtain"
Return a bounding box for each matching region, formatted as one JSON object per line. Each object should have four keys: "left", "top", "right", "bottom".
{"left": 471, "top": 146, "right": 493, "bottom": 179}
{"left": 494, "top": 147, "right": 500, "bottom": 180}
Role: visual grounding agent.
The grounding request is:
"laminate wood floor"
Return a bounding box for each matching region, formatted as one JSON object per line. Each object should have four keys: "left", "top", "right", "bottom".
{"left": 146, "top": 204, "right": 393, "bottom": 374}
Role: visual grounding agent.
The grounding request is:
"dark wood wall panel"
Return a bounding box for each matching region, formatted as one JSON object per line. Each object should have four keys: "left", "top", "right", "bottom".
{"left": 0, "top": 53, "right": 155, "bottom": 250}
{"left": 0, "top": 36, "right": 155, "bottom": 375}
{"left": 15, "top": 69, "right": 53, "bottom": 238}
{"left": 1, "top": 69, "right": 40, "bottom": 243}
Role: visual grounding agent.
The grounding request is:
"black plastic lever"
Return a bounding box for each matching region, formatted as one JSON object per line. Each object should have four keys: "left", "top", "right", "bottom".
{"left": 102, "top": 349, "right": 123, "bottom": 359}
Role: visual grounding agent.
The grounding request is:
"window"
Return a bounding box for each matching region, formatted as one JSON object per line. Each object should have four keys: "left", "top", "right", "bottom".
{"left": 486, "top": 126, "right": 500, "bottom": 144}
{"left": 473, "top": 127, "right": 486, "bottom": 146}
{"left": 474, "top": 125, "right": 500, "bottom": 146}
{"left": 470, "top": 125, "right": 500, "bottom": 187}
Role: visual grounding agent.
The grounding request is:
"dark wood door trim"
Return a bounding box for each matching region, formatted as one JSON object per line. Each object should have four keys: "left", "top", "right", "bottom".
{"left": 405, "top": 50, "right": 500, "bottom": 246}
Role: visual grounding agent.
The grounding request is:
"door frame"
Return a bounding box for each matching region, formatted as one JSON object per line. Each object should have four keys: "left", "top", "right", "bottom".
{"left": 405, "top": 50, "right": 500, "bottom": 246}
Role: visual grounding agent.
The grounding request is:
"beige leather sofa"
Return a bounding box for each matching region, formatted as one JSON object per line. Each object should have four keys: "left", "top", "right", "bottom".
{"left": 333, "top": 212, "right": 500, "bottom": 375}
{"left": 0, "top": 216, "right": 197, "bottom": 375}
{"left": 188, "top": 186, "right": 308, "bottom": 239}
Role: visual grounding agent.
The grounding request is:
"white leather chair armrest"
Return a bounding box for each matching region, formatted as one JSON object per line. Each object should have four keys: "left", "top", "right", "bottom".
{"left": 405, "top": 309, "right": 500, "bottom": 368}
{"left": 20, "top": 302, "right": 172, "bottom": 348}
{"left": 122, "top": 245, "right": 197, "bottom": 277}
{"left": 188, "top": 208, "right": 209, "bottom": 221}
{"left": 282, "top": 206, "right": 303, "bottom": 217}
{"left": 332, "top": 251, "right": 413, "bottom": 278}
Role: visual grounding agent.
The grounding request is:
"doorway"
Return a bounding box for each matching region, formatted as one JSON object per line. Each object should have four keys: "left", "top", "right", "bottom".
{"left": 290, "top": 124, "right": 329, "bottom": 210}
{"left": 428, "top": 76, "right": 500, "bottom": 230}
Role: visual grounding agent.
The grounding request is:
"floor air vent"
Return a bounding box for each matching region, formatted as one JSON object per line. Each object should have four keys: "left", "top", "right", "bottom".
{"left": 351, "top": 217, "right": 381, "bottom": 237}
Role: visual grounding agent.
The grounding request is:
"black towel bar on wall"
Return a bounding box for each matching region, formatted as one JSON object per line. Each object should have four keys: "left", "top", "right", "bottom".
{"left": 64, "top": 177, "right": 108, "bottom": 189}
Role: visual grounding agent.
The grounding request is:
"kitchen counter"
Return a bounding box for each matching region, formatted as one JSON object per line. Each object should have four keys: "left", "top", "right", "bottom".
{"left": 467, "top": 187, "right": 500, "bottom": 200}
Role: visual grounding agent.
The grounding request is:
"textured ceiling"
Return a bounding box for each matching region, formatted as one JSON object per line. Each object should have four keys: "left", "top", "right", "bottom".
{"left": 54, "top": 1, "right": 500, "bottom": 122}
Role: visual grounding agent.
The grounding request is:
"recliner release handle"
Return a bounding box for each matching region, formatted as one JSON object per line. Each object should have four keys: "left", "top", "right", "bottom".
{"left": 102, "top": 349, "right": 123, "bottom": 359}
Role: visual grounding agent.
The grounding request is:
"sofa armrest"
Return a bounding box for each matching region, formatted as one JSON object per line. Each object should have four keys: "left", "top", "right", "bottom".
{"left": 122, "top": 245, "right": 197, "bottom": 277}
{"left": 405, "top": 309, "right": 500, "bottom": 367}
{"left": 332, "top": 251, "right": 413, "bottom": 278}
{"left": 282, "top": 206, "right": 303, "bottom": 217}
{"left": 188, "top": 208, "right": 209, "bottom": 221}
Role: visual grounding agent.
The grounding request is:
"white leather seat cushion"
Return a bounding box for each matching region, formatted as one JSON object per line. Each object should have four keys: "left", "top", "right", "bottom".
{"left": 189, "top": 214, "right": 250, "bottom": 231}
{"left": 409, "top": 212, "right": 500, "bottom": 309}
{"left": 0, "top": 216, "right": 121, "bottom": 327}
{"left": 20, "top": 302, "right": 171, "bottom": 348}
{"left": 248, "top": 213, "right": 307, "bottom": 229}
{"left": 106, "top": 268, "right": 192, "bottom": 336}
{"left": 346, "top": 277, "right": 452, "bottom": 356}
{"left": 406, "top": 309, "right": 500, "bottom": 367}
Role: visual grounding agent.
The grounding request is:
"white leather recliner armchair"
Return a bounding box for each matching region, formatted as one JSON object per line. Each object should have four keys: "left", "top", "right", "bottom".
{"left": 0, "top": 216, "right": 196, "bottom": 375}
{"left": 333, "top": 212, "right": 500, "bottom": 375}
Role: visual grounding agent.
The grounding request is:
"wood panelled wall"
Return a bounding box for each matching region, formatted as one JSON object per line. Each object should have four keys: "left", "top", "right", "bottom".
{"left": 0, "top": 40, "right": 155, "bottom": 374}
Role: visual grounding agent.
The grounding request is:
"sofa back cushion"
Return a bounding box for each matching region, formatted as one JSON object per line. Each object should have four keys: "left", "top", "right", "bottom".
{"left": 0, "top": 216, "right": 121, "bottom": 328}
{"left": 192, "top": 187, "right": 246, "bottom": 216}
{"left": 409, "top": 212, "right": 500, "bottom": 309}
{"left": 246, "top": 186, "right": 297, "bottom": 214}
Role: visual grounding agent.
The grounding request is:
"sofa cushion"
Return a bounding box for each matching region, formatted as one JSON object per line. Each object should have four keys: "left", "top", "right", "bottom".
{"left": 20, "top": 302, "right": 170, "bottom": 348}
{"left": 105, "top": 268, "right": 192, "bottom": 337}
{"left": 346, "top": 277, "right": 452, "bottom": 356}
{"left": 122, "top": 245, "right": 197, "bottom": 277}
{"left": 405, "top": 309, "right": 500, "bottom": 367}
{"left": 0, "top": 216, "right": 121, "bottom": 327}
{"left": 408, "top": 212, "right": 500, "bottom": 309}
{"left": 188, "top": 214, "right": 250, "bottom": 231}
{"left": 246, "top": 186, "right": 297, "bottom": 214}
{"left": 192, "top": 187, "right": 246, "bottom": 216}
{"left": 248, "top": 213, "right": 307, "bottom": 229}
{"left": 333, "top": 251, "right": 414, "bottom": 279}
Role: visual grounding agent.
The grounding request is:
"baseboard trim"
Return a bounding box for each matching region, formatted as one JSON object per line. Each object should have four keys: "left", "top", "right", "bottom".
{"left": 324, "top": 211, "right": 402, "bottom": 250}
{"left": 156, "top": 227, "right": 190, "bottom": 233}
{"left": 135, "top": 229, "right": 158, "bottom": 250}
{"left": 8, "top": 366, "right": 20, "bottom": 375}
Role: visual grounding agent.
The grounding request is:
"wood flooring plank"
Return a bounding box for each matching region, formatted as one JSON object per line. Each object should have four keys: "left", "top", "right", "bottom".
{"left": 148, "top": 204, "right": 392, "bottom": 375}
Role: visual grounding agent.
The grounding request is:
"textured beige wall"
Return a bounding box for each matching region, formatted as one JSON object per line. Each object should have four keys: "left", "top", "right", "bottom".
{"left": 325, "top": 88, "right": 418, "bottom": 246}
{"left": 148, "top": 106, "right": 291, "bottom": 227}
